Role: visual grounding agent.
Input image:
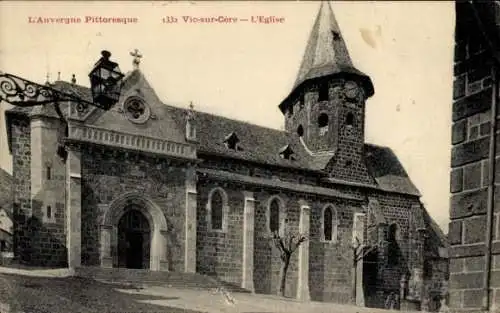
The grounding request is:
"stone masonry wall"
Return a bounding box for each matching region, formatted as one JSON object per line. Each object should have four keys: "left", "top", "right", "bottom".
{"left": 424, "top": 258, "right": 450, "bottom": 312}
{"left": 29, "top": 116, "right": 67, "bottom": 266}
{"left": 80, "top": 146, "right": 186, "bottom": 271}
{"left": 197, "top": 156, "right": 431, "bottom": 307}
{"left": 449, "top": 2, "right": 500, "bottom": 311}
{"left": 252, "top": 188, "right": 301, "bottom": 298}
{"left": 309, "top": 197, "right": 360, "bottom": 303}
{"left": 9, "top": 115, "right": 32, "bottom": 263}
{"left": 283, "top": 78, "right": 373, "bottom": 185}
{"left": 196, "top": 180, "right": 244, "bottom": 286}
{"left": 198, "top": 157, "right": 363, "bottom": 299}
{"left": 369, "top": 192, "right": 422, "bottom": 308}
{"left": 195, "top": 176, "right": 308, "bottom": 298}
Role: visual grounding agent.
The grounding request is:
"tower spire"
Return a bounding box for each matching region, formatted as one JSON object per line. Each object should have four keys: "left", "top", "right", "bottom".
{"left": 294, "top": 1, "right": 354, "bottom": 89}
{"left": 279, "top": 1, "right": 373, "bottom": 112}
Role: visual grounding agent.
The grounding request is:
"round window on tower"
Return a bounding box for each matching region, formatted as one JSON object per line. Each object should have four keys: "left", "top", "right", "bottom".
{"left": 297, "top": 125, "right": 304, "bottom": 137}
{"left": 318, "top": 113, "right": 329, "bottom": 128}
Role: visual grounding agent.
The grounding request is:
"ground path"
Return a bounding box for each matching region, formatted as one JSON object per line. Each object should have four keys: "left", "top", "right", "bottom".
{"left": 0, "top": 266, "right": 418, "bottom": 313}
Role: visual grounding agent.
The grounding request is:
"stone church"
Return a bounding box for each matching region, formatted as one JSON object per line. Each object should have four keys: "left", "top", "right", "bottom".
{"left": 5, "top": 2, "right": 448, "bottom": 311}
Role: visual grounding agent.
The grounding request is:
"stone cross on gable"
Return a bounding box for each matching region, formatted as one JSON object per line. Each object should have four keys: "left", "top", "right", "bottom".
{"left": 187, "top": 101, "right": 195, "bottom": 120}
{"left": 130, "top": 49, "right": 143, "bottom": 69}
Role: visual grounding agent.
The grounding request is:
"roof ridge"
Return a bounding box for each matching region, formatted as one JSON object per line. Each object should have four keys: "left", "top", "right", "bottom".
{"left": 163, "top": 102, "right": 289, "bottom": 135}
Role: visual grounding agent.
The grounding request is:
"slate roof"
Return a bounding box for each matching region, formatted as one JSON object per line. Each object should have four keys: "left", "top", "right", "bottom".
{"left": 4, "top": 77, "right": 421, "bottom": 196}
{"left": 421, "top": 205, "right": 449, "bottom": 259}
{"left": 365, "top": 144, "right": 421, "bottom": 196}
{"left": 198, "top": 168, "right": 362, "bottom": 201}
{"left": 5, "top": 106, "right": 32, "bottom": 115}
{"left": 165, "top": 105, "right": 319, "bottom": 171}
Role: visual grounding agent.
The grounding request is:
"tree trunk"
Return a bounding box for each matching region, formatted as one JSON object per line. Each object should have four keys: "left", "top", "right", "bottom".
{"left": 351, "top": 262, "right": 357, "bottom": 305}
{"left": 278, "top": 254, "right": 290, "bottom": 297}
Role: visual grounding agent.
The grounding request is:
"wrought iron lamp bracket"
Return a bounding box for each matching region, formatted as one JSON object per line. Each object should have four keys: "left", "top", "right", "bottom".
{"left": 0, "top": 72, "right": 93, "bottom": 114}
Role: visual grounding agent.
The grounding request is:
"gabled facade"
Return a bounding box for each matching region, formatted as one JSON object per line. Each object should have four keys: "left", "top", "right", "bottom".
{"left": 4, "top": 1, "right": 447, "bottom": 311}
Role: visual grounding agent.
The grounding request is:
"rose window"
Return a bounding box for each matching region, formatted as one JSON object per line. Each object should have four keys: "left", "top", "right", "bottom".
{"left": 123, "top": 97, "right": 151, "bottom": 124}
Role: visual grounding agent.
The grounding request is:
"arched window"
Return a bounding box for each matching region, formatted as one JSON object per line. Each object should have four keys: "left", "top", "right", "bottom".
{"left": 388, "top": 223, "right": 398, "bottom": 242}
{"left": 269, "top": 199, "right": 280, "bottom": 233}
{"left": 211, "top": 191, "right": 223, "bottom": 230}
{"left": 322, "top": 205, "right": 338, "bottom": 242}
{"left": 387, "top": 223, "right": 399, "bottom": 265}
{"left": 324, "top": 207, "right": 333, "bottom": 241}
{"left": 346, "top": 112, "right": 354, "bottom": 126}
{"left": 207, "top": 188, "right": 228, "bottom": 232}
{"left": 268, "top": 196, "right": 285, "bottom": 235}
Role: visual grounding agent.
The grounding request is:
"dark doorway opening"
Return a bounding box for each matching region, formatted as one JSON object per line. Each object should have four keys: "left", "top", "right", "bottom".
{"left": 118, "top": 208, "right": 151, "bottom": 269}
{"left": 363, "top": 249, "right": 378, "bottom": 307}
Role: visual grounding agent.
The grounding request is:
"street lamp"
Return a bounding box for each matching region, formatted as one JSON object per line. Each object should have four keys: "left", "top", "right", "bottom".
{"left": 0, "top": 50, "right": 124, "bottom": 114}
{"left": 88, "top": 50, "right": 125, "bottom": 110}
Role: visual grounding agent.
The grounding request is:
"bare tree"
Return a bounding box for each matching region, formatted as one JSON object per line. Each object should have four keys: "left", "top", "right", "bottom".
{"left": 268, "top": 231, "right": 307, "bottom": 297}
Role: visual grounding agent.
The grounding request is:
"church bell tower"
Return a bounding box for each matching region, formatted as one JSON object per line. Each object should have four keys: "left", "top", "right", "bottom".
{"left": 280, "top": 1, "right": 375, "bottom": 182}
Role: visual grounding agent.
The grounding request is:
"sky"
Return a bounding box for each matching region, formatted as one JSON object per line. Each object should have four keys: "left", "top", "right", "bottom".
{"left": 0, "top": 1, "right": 455, "bottom": 232}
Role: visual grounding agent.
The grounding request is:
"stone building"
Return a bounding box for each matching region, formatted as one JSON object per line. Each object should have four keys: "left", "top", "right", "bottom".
{"left": 449, "top": 1, "right": 500, "bottom": 312}
{"left": 5, "top": 1, "right": 447, "bottom": 310}
{"left": 0, "top": 168, "right": 13, "bottom": 257}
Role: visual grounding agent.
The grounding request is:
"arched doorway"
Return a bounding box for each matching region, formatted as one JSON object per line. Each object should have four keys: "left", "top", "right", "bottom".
{"left": 117, "top": 207, "right": 151, "bottom": 269}
{"left": 100, "top": 192, "right": 169, "bottom": 271}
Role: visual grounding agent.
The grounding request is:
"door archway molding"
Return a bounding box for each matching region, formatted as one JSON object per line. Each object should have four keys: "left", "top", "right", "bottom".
{"left": 100, "top": 192, "right": 168, "bottom": 271}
